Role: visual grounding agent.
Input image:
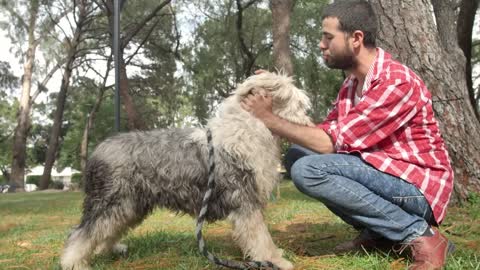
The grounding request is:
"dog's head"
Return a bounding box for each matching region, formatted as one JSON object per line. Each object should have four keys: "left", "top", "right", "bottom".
{"left": 235, "top": 72, "right": 313, "bottom": 126}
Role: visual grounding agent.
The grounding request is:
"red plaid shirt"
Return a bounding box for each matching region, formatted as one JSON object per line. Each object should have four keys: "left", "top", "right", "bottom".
{"left": 318, "top": 48, "right": 453, "bottom": 224}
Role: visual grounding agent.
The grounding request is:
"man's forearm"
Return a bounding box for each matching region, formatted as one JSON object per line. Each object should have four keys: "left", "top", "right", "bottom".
{"left": 265, "top": 114, "right": 335, "bottom": 154}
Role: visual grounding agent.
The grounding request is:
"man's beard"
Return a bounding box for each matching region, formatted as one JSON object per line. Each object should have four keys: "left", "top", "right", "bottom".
{"left": 325, "top": 46, "right": 357, "bottom": 70}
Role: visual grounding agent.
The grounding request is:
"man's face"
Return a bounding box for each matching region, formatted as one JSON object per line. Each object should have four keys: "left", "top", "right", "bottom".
{"left": 319, "top": 17, "right": 356, "bottom": 70}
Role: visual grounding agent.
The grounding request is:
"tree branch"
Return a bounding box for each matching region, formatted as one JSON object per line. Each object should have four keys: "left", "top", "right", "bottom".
{"left": 121, "top": 0, "right": 172, "bottom": 47}
{"left": 1, "top": 2, "right": 28, "bottom": 29}
{"left": 169, "top": 4, "right": 182, "bottom": 60}
{"left": 30, "top": 61, "right": 65, "bottom": 104}
{"left": 125, "top": 19, "right": 161, "bottom": 65}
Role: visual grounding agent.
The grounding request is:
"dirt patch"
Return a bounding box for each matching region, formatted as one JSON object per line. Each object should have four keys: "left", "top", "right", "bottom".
{"left": 0, "top": 223, "right": 16, "bottom": 233}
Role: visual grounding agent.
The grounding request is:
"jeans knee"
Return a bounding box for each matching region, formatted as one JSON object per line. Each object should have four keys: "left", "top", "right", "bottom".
{"left": 290, "top": 157, "right": 323, "bottom": 192}
{"left": 290, "top": 159, "right": 304, "bottom": 189}
{"left": 283, "top": 144, "right": 318, "bottom": 176}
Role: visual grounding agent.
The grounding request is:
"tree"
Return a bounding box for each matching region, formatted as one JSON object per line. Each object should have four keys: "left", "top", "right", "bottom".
{"left": 0, "top": 61, "right": 19, "bottom": 182}
{"left": 96, "top": 0, "right": 173, "bottom": 130}
{"left": 1, "top": 0, "right": 66, "bottom": 192}
{"left": 370, "top": 0, "right": 480, "bottom": 202}
{"left": 39, "top": 0, "right": 96, "bottom": 190}
{"left": 180, "top": 0, "right": 340, "bottom": 124}
{"left": 182, "top": 0, "right": 275, "bottom": 124}
{"left": 457, "top": 0, "right": 480, "bottom": 121}
{"left": 79, "top": 57, "right": 112, "bottom": 174}
{"left": 270, "top": 0, "right": 295, "bottom": 76}
{"left": 289, "top": 0, "right": 342, "bottom": 122}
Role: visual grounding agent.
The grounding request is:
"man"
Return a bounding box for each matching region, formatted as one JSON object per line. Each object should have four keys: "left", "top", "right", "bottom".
{"left": 240, "top": 0, "right": 454, "bottom": 269}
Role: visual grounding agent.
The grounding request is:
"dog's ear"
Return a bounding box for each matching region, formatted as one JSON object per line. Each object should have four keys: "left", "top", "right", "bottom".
{"left": 268, "top": 75, "right": 313, "bottom": 126}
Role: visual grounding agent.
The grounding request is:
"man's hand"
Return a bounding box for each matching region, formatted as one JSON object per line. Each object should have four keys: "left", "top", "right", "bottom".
{"left": 254, "top": 69, "right": 269, "bottom": 75}
{"left": 240, "top": 86, "right": 335, "bottom": 154}
{"left": 240, "top": 92, "right": 276, "bottom": 128}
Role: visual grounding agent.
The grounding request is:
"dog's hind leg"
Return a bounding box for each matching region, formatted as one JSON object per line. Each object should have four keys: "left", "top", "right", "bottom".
{"left": 61, "top": 198, "right": 147, "bottom": 270}
{"left": 60, "top": 224, "right": 96, "bottom": 270}
{"left": 230, "top": 209, "right": 294, "bottom": 270}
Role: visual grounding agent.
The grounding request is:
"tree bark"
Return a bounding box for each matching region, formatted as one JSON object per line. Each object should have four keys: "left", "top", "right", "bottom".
{"left": 39, "top": 0, "right": 90, "bottom": 189}
{"left": 9, "top": 0, "right": 40, "bottom": 192}
{"left": 270, "top": 0, "right": 295, "bottom": 76}
{"left": 371, "top": 0, "right": 480, "bottom": 203}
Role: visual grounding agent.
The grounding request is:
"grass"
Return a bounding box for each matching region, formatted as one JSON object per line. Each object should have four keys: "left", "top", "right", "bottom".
{"left": 0, "top": 181, "right": 479, "bottom": 270}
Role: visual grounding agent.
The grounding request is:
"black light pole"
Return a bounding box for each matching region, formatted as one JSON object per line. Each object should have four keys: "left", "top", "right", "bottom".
{"left": 113, "top": 0, "right": 122, "bottom": 132}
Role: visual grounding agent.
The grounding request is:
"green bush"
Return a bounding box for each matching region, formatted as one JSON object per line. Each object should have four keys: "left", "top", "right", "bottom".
{"left": 26, "top": 175, "right": 42, "bottom": 186}
{"left": 0, "top": 175, "right": 7, "bottom": 185}
{"left": 49, "top": 180, "right": 64, "bottom": 190}
{"left": 71, "top": 173, "right": 82, "bottom": 184}
{"left": 71, "top": 173, "right": 83, "bottom": 188}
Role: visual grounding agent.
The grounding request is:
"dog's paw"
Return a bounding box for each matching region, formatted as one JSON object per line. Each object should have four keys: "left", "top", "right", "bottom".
{"left": 270, "top": 257, "right": 294, "bottom": 270}
{"left": 112, "top": 243, "right": 128, "bottom": 257}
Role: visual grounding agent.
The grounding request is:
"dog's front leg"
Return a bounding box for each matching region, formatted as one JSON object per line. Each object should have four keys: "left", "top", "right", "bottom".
{"left": 230, "top": 209, "right": 293, "bottom": 270}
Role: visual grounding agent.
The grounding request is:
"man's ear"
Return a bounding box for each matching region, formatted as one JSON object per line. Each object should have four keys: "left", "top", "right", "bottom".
{"left": 352, "top": 30, "right": 364, "bottom": 49}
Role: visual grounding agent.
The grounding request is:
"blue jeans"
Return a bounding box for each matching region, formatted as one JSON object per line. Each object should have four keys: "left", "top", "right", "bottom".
{"left": 285, "top": 145, "right": 434, "bottom": 243}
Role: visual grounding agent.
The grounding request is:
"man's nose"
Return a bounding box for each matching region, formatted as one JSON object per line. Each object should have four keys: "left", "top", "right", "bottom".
{"left": 319, "top": 40, "right": 327, "bottom": 51}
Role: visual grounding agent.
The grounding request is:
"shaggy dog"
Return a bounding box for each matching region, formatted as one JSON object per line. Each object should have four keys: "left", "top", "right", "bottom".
{"left": 60, "top": 72, "right": 313, "bottom": 270}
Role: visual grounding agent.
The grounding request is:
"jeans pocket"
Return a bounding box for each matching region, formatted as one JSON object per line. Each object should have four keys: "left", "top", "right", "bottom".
{"left": 392, "top": 195, "right": 434, "bottom": 224}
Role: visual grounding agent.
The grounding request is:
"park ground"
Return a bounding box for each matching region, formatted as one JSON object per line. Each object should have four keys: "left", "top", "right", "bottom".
{"left": 0, "top": 181, "right": 479, "bottom": 269}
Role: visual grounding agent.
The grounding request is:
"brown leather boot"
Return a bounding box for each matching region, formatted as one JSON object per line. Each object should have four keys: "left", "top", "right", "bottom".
{"left": 407, "top": 227, "right": 453, "bottom": 270}
{"left": 334, "top": 230, "right": 395, "bottom": 253}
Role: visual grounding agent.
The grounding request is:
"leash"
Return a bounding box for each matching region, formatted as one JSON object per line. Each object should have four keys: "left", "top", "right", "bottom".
{"left": 195, "top": 129, "right": 280, "bottom": 270}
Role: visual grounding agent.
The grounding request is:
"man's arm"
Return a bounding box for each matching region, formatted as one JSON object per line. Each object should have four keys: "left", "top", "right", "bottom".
{"left": 241, "top": 93, "right": 335, "bottom": 154}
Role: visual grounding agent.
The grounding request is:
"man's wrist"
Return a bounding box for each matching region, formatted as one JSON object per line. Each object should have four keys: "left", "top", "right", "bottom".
{"left": 263, "top": 113, "right": 284, "bottom": 131}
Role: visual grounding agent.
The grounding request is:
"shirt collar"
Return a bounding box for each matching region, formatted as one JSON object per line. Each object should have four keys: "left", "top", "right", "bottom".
{"left": 348, "top": 47, "right": 391, "bottom": 94}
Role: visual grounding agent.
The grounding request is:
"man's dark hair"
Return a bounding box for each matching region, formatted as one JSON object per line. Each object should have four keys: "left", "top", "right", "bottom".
{"left": 322, "top": 0, "right": 378, "bottom": 48}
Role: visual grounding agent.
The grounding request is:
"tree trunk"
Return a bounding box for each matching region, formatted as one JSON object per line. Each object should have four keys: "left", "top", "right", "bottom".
{"left": 9, "top": 0, "right": 40, "bottom": 192}
{"left": 371, "top": 0, "right": 480, "bottom": 203}
{"left": 80, "top": 56, "right": 112, "bottom": 174}
{"left": 457, "top": 0, "right": 480, "bottom": 121}
{"left": 39, "top": 0, "right": 88, "bottom": 189}
{"left": 104, "top": 0, "right": 171, "bottom": 131}
{"left": 270, "top": 0, "right": 295, "bottom": 76}
{"left": 80, "top": 90, "right": 104, "bottom": 174}
{"left": 39, "top": 62, "right": 73, "bottom": 189}
{"left": 118, "top": 50, "right": 145, "bottom": 130}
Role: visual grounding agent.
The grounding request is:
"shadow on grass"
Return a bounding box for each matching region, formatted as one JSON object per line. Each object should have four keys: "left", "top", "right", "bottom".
{"left": 272, "top": 221, "right": 352, "bottom": 256}
{"left": 92, "top": 229, "right": 244, "bottom": 268}
{"left": 97, "top": 221, "right": 404, "bottom": 269}
{"left": 273, "top": 221, "right": 405, "bottom": 262}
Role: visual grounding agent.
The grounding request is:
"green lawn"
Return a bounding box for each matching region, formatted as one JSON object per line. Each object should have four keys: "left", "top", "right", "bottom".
{"left": 0, "top": 181, "right": 478, "bottom": 269}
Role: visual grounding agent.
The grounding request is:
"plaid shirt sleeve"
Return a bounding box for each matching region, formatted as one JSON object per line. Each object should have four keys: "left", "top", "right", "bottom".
{"left": 317, "top": 99, "right": 340, "bottom": 145}
{"left": 321, "top": 78, "right": 426, "bottom": 152}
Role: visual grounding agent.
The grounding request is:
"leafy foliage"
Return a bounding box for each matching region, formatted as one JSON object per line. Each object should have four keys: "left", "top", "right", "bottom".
{"left": 0, "top": 0, "right": 346, "bottom": 174}
{"left": 0, "top": 61, "right": 19, "bottom": 178}
{"left": 26, "top": 175, "right": 42, "bottom": 186}
{"left": 180, "top": 0, "right": 342, "bottom": 125}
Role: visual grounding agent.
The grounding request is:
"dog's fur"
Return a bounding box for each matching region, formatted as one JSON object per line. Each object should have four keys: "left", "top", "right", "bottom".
{"left": 60, "top": 72, "right": 312, "bottom": 270}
